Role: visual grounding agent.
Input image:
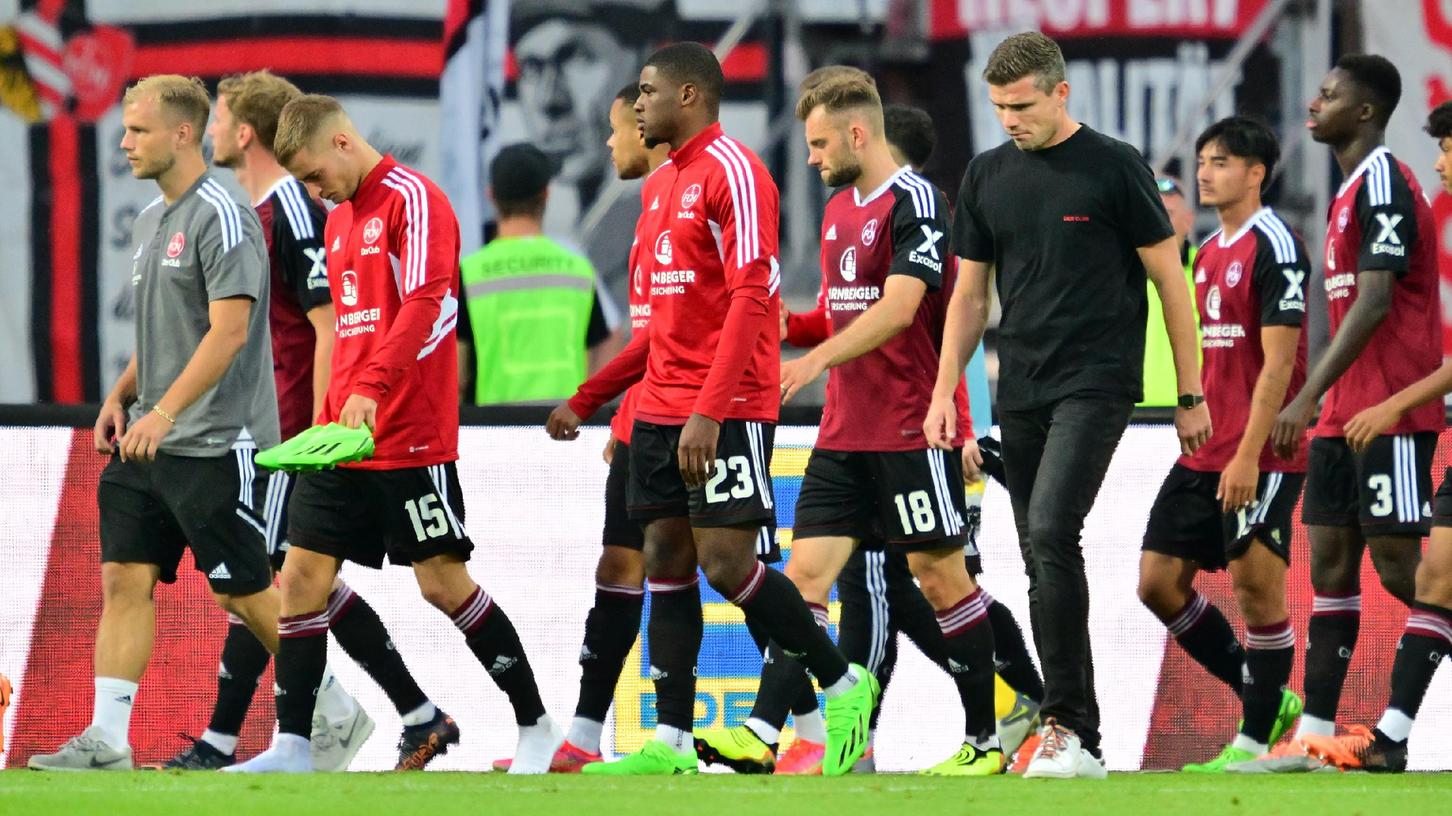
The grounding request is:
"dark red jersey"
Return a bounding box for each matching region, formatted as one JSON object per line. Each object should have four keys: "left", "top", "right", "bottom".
{"left": 322, "top": 155, "right": 461, "bottom": 469}
{"left": 1181, "top": 207, "right": 1308, "bottom": 473}
{"left": 814, "top": 168, "right": 955, "bottom": 451}
{"left": 256, "top": 175, "right": 331, "bottom": 439}
{"left": 1318, "top": 147, "right": 1442, "bottom": 437}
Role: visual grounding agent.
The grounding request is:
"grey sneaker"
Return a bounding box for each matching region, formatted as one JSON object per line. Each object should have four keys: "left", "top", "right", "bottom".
{"left": 28, "top": 726, "right": 133, "bottom": 771}
{"left": 310, "top": 705, "right": 375, "bottom": 772}
{"left": 1224, "top": 751, "right": 1329, "bottom": 774}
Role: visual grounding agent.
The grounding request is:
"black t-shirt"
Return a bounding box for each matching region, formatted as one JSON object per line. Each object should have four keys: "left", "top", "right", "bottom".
{"left": 953, "top": 125, "right": 1174, "bottom": 410}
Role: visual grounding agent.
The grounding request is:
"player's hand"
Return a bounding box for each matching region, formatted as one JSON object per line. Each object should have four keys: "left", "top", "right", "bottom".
{"left": 1217, "top": 454, "right": 1259, "bottom": 513}
{"left": 677, "top": 413, "right": 720, "bottom": 489}
{"left": 779, "top": 308, "right": 790, "bottom": 342}
{"left": 779, "top": 352, "right": 827, "bottom": 404}
{"left": 338, "top": 393, "right": 378, "bottom": 431}
{"left": 1272, "top": 395, "right": 1314, "bottom": 460}
{"left": 118, "top": 409, "right": 171, "bottom": 463}
{"left": 94, "top": 398, "right": 128, "bottom": 455}
{"left": 962, "top": 436, "right": 984, "bottom": 484}
{"left": 1344, "top": 401, "right": 1400, "bottom": 454}
{"left": 547, "top": 403, "right": 583, "bottom": 441}
{"left": 1175, "top": 400, "right": 1212, "bottom": 455}
{"left": 922, "top": 394, "right": 958, "bottom": 451}
{"left": 603, "top": 434, "right": 616, "bottom": 463}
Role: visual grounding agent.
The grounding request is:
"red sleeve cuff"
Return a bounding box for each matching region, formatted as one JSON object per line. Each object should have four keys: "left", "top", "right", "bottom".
{"left": 785, "top": 308, "right": 831, "bottom": 347}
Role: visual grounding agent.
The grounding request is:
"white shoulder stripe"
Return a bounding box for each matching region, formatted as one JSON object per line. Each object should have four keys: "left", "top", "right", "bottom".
{"left": 1367, "top": 152, "right": 1391, "bottom": 206}
{"left": 277, "top": 178, "right": 314, "bottom": 240}
{"left": 139, "top": 195, "right": 164, "bottom": 216}
{"left": 718, "top": 136, "right": 762, "bottom": 265}
{"left": 381, "top": 167, "right": 430, "bottom": 294}
{"left": 1254, "top": 212, "right": 1298, "bottom": 264}
{"left": 197, "top": 179, "right": 242, "bottom": 251}
{"left": 895, "top": 171, "right": 937, "bottom": 219}
{"left": 705, "top": 138, "right": 760, "bottom": 268}
{"left": 1199, "top": 228, "right": 1222, "bottom": 248}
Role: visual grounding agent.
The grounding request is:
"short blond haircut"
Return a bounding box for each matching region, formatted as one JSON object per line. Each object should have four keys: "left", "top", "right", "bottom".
{"left": 123, "top": 74, "right": 210, "bottom": 135}
{"left": 795, "top": 66, "right": 882, "bottom": 129}
{"left": 274, "top": 94, "right": 346, "bottom": 166}
{"left": 218, "top": 70, "right": 302, "bottom": 153}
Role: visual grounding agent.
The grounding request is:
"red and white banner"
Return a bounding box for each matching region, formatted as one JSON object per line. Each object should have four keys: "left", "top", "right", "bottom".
{"left": 3, "top": 425, "right": 1450, "bottom": 771}
{"left": 1364, "top": 0, "right": 1452, "bottom": 356}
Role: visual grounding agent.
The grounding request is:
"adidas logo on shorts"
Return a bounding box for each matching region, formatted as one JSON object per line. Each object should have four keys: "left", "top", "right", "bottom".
{"left": 208, "top": 563, "right": 232, "bottom": 580}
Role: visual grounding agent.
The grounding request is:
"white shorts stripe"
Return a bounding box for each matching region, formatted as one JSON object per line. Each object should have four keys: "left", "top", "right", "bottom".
{"left": 926, "top": 450, "right": 960, "bottom": 536}
{"left": 426, "top": 464, "right": 465, "bottom": 539}
{"left": 745, "top": 422, "right": 773, "bottom": 511}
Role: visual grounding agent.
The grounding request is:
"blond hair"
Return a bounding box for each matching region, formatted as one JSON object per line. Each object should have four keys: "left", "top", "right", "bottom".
{"left": 218, "top": 70, "right": 302, "bottom": 153}
{"left": 795, "top": 66, "right": 882, "bottom": 129}
{"left": 982, "top": 32, "right": 1066, "bottom": 93}
{"left": 274, "top": 94, "right": 346, "bottom": 166}
{"left": 123, "top": 74, "right": 210, "bottom": 135}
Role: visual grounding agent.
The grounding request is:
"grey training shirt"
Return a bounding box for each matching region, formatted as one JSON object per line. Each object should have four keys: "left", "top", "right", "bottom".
{"left": 128, "top": 173, "right": 280, "bottom": 455}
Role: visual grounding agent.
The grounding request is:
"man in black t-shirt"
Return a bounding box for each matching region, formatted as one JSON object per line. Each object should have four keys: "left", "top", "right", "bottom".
{"left": 926, "top": 31, "right": 1211, "bottom": 779}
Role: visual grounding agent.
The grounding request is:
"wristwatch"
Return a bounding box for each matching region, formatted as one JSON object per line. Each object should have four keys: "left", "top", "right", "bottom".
{"left": 1177, "top": 393, "right": 1205, "bottom": 409}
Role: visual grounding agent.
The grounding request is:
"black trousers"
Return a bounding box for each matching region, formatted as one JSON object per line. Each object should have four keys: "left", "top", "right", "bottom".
{"left": 998, "top": 394, "right": 1133, "bottom": 753}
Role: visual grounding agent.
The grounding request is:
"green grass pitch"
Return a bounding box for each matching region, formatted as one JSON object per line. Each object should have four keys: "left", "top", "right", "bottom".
{"left": 3, "top": 771, "right": 1451, "bottom": 816}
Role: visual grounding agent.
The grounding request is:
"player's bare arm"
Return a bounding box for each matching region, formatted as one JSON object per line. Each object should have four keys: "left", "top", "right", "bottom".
{"left": 779, "top": 275, "right": 927, "bottom": 404}
{"left": 925, "top": 258, "right": 991, "bottom": 450}
{"left": 119, "top": 296, "right": 254, "bottom": 462}
{"left": 1272, "top": 268, "right": 1395, "bottom": 458}
{"left": 306, "top": 303, "right": 335, "bottom": 421}
{"left": 1219, "top": 325, "right": 1300, "bottom": 511}
{"left": 1141, "top": 235, "right": 1211, "bottom": 455}
{"left": 94, "top": 355, "right": 138, "bottom": 454}
{"left": 1345, "top": 358, "right": 1452, "bottom": 452}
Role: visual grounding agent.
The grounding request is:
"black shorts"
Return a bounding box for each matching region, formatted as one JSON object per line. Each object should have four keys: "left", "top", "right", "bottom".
{"left": 1142, "top": 464, "right": 1304, "bottom": 570}
{"left": 287, "top": 462, "right": 475, "bottom": 569}
{"left": 602, "top": 442, "right": 646, "bottom": 550}
{"left": 98, "top": 450, "right": 272, "bottom": 595}
{"left": 628, "top": 419, "right": 776, "bottom": 529}
{"left": 259, "top": 469, "right": 295, "bottom": 572}
{"left": 794, "top": 447, "right": 969, "bottom": 553}
{"left": 1433, "top": 468, "right": 1452, "bottom": 527}
{"left": 1302, "top": 433, "right": 1435, "bottom": 536}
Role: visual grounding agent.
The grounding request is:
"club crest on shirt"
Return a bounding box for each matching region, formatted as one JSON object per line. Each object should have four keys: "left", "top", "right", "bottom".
{"left": 1337, "top": 206, "right": 1350, "bottom": 232}
{"left": 680, "top": 184, "right": 702, "bottom": 210}
{"left": 1205, "top": 285, "right": 1222, "bottom": 321}
{"left": 363, "top": 217, "right": 384, "bottom": 245}
{"left": 1226, "top": 260, "right": 1243, "bottom": 288}
{"left": 839, "top": 245, "right": 857, "bottom": 282}
{"left": 860, "top": 218, "right": 879, "bottom": 247}
{"left": 341, "top": 270, "right": 359, "bottom": 306}
{"left": 166, "top": 232, "right": 185, "bottom": 258}
{"left": 654, "top": 230, "right": 673, "bottom": 265}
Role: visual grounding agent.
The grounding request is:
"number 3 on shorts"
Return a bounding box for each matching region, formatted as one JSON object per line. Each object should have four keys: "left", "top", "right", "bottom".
{"left": 894, "top": 490, "right": 937, "bottom": 535}
{"left": 1367, "top": 473, "right": 1393, "bottom": 518}
{"left": 704, "top": 456, "right": 755, "bottom": 504}
{"left": 405, "top": 494, "right": 448, "bottom": 541}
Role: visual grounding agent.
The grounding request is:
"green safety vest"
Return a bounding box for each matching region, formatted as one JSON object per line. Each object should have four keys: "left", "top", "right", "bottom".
{"left": 1140, "top": 243, "right": 1200, "bottom": 408}
{"left": 460, "top": 235, "right": 597, "bottom": 405}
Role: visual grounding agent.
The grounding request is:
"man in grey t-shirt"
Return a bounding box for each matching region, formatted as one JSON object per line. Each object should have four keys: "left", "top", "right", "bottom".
{"left": 30, "top": 76, "right": 286, "bottom": 773}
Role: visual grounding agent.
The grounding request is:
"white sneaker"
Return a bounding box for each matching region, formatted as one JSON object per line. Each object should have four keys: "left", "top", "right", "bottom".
{"left": 223, "top": 734, "right": 312, "bottom": 773}
{"left": 1076, "top": 746, "right": 1108, "bottom": 779}
{"left": 508, "top": 714, "right": 565, "bottom": 775}
{"left": 27, "top": 726, "right": 132, "bottom": 771}
{"left": 1022, "top": 718, "right": 1102, "bottom": 779}
{"left": 310, "top": 705, "right": 375, "bottom": 771}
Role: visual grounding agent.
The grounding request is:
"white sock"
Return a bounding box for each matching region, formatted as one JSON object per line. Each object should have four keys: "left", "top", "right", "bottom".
{"left": 745, "top": 717, "right": 780, "bottom": 746}
{"left": 1296, "top": 714, "right": 1335, "bottom": 739}
{"left": 793, "top": 708, "right": 826, "bottom": 744}
{"left": 1231, "top": 733, "right": 1268, "bottom": 755}
{"left": 276, "top": 732, "right": 311, "bottom": 753}
{"left": 1376, "top": 708, "right": 1415, "bottom": 742}
{"left": 313, "top": 665, "right": 357, "bottom": 721}
{"left": 968, "top": 734, "right": 1001, "bottom": 752}
{"left": 567, "top": 717, "right": 604, "bottom": 754}
{"left": 822, "top": 669, "right": 859, "bottom": 700}
{"left": 90, "top": 677, "right": 138, "bottom": 748}
{"left": 201, "top": 729, "right": 239, "bottom": 756}
{"left": 400, "top": 701, "right": 437, "bottom": 728}
{"left": 655, "top": 725, "right": 692, "bottom": 755}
